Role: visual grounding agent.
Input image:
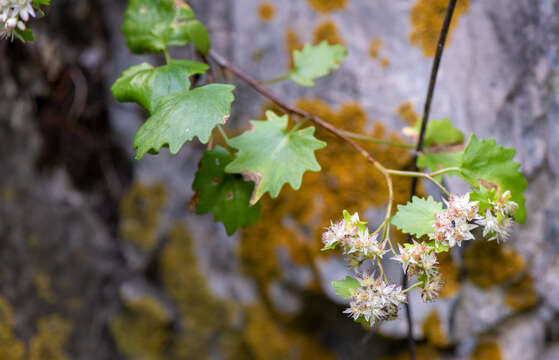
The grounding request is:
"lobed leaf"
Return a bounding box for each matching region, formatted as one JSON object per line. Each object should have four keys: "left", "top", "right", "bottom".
{"left": 192, "top": 146, "right": 261, "bottom": 235}
{"left": 460, "top": 135, "right": 527, "bottom": 223}
{"left": 332, "top": 276, "right": 360, "bottom": 299}
{"left": 391, "top": 196, "right": 443, "bottom": 238}
{"left": 122, "top": 0, "right": 197, "bottom": 54}
{"left": 111, "top": 60, "right": 208, "bottom": 113}
{"left": 225, "top": 111, "right": 326, "bottom": 205}
{"left": 417, "top": 150, "right": 462, "bottom": 181}
{"left": 289, "top": 41, "right": 347, "bottom": 86}
{"left": 133, "top": 84, "right": 235, "bottom": 159}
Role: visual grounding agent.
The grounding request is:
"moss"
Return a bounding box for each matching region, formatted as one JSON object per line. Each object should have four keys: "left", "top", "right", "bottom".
{"left": 464, "top": 241, "right": 525, "bottom": 289}
{"left": 160, "top": 223, "right": 233, "bottom": 359}
{"left": 438, "top": 251, "right": 460, "bottom": 297}
{"left": 307, "top": 0, "right": 347, "bottom": 14}
{"left": 31, "top": 271, "right": 56, "bottom": 304}
{"left": 109, "top": 295, "right": 171, "bottom": 360}
{"left": 29, "top": 315, "right": 72, "bottom": 360}
{"left": 244, "top": 305, "right": 336, "bottom": 360}
{"left": 422, "top": 310, "right": 448, "bottom": 348}
{"left": 409, "top": 0, "right": 470, "bottom": 57}
{"left": 397, "top": 102, "right": 419, "bottom": 125}
{"left": 504, "top": 274, "right": 538, "bottom": 310}
{"left": 285, "top": 29, "right": 303, "bottom": 70}
{"left": 241, "top": 99, "right": 419, "bottom": 292}
{"left": 119, "top": 182, "right": 167, "bottom": 251}
{"left": 0, "top": 297, "right": 25, "bottom": 360}
{"left": 257, "top": 2, "right": 275, "bottom": 22}
{"left": 313, "top": 21, "right": 344, "bottom": 46}
{"left": 471, "top": 340, "right": 502, "bottom": 360}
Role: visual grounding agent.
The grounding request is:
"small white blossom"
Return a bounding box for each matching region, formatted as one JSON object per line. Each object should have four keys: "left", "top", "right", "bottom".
{"left": 1, "top": 0, "right": 37, "bottom": 40}
{"left": 419, "top": 274, "right": 443, "bottom": 302}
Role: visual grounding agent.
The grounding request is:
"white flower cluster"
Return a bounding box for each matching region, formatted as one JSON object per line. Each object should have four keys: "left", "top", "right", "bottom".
{"left": 430, "top": 193, "right": 481, "bottom": 248}
{"left": 392, "top": 241, "right": 442, "bottom": 302}
{"left": 0, "top": 0, "right": 35, "bottom": 39}
{"left": 478, "top": 190, "right": 517, "bottom": 243}
{"left": 343, "top": 273, "right": 406, "bottom": 325}
{"left": 322, "top": 212, "right": 387, "bottom": 263}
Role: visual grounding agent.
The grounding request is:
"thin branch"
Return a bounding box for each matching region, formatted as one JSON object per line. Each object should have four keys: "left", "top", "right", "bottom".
{"left": 405, "top": 1, "right": 459, "bottom": 359}
{"left": 338, "top": 130, "right": 415, "bottom": 149}
{"left": 208, "top": 49, "right": 382, "bottom": 169}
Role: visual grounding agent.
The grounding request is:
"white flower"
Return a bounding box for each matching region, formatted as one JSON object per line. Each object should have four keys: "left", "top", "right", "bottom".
{"left": 1, "top": 0, "right": 37, "bottom": 40}
{"left": 479, "top": 208, "right": 514, "bottom": 243}
{"left": 419, "top": 274, "right": 443, "bottom": 302}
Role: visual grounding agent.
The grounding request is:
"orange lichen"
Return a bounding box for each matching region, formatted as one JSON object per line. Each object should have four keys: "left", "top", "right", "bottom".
{"left": 438, "top": 251, "right": 460, "bottom": 297}
{"left": 409, "top": 0, "right": 470, "bottom": 57}
{"left": 257, "top": 2, "right": 276, "bottom": 22}
{"left": 313, "top": 21, "right": 343, "bottom": 46}
{"left": 285, "top": 29, "right": 303, "bottom": 69}
{"left": 463, "top": 241, "right": 525, "bottom": 289}
{"left": 119, "top": 182, "right": 167, "bottom": 251}
{"left": 504, "top": 274, "right": 538, "bottom": 310}
{"left": 307, "top": 0, "right": 347, "bottom": 14}
{"left": 369, "top": 37, "right": 382, "bottom": 59}
{"left": 381, "top": 57, "right": 390, "bottom": 68}
{"left": 241, "top": 99, "right": 418, "bottom": 293}
{"left": 422, "top": 310, "right": 449, "bottom": 347}
{"left": 31, "top": 272, "right": 56, "bottom": 304}
{"left": 471, "top": 341, "right": 502, "bottom": 360}
{"left": 397, "top": 102, "right": 420, "bottom": 125}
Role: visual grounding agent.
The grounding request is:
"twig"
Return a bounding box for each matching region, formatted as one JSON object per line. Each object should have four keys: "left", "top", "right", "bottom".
{"left": 404, "top": 1, "right": 459, "bottom": 359}
{"left": 209, "top": 49, "right": 381, "bottom": 168}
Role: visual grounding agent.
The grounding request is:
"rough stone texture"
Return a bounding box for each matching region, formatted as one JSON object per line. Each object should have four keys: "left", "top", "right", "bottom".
{"left": 1, "top": 0, "right": 559, "bottom": 359}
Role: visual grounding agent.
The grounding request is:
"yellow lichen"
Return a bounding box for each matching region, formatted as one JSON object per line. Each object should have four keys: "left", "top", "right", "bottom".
{"left": 463, "top": 241, "right": 525, "bottom": 289}
{"left": 409, "top": 0, "right": 470, "bottom": 57}
{"left": 119, "top": 182, "right": 167, "bottom": 251}
{"left": 241, "top": 99, "right": 419, "bottom": 293}
{"left": 29, "top": 315, "right": 72, "bottom": 360}
{"left": 383, "top": 345, "right": 441, "bottom": 360}
{"left": 422, "top": 310, "right": 448, "bottom": 348}
{"left": 110, "top": 295, "right": 170, "bottom": 360}
{"left": 31, "top": 272, "right": 56, "bottom": 304}
{"left": 397, "top": 102, "right": 420, "bottom": 125}
{"left": 369, "top": 37, "right": 382, "bottom": 59}
{"left": 285, "top": 29, "right": 303, "bottom": 70}
{"left": 504, "top": 274, "right": 538, "bottom": 310}
{"left": 0, "top": 297, "right": 25, "bottom": 360}
{"left": 257, "top": 2, "right": 275, "bottom": 22}
{"left": 160, "top": 223, "right": 233, "bottom": 359}
{"left": 313, "top": 21, "right": 344, "bottom": 45}
{"left": 471, "top": 340, "right": 502, "bottom": 360}
{"left": 307, "top": 0, "right": 347, "bottom": 14}
{"left": 438, "top": 251, "right": 460, "bottom": 297}
{"left": 244, "top": 305, "right": 336, "bottom": 360}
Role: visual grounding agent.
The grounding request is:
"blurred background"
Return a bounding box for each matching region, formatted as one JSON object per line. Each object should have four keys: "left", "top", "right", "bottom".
{"left": 1, "top": 0, "right": 559, "bottom": 359}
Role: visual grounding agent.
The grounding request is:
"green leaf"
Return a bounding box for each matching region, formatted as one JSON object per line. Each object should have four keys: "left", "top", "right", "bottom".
{"left": 426, "top": 241, "right": 450, "bottom": 253}
{"left": 459, "top": 135, "right": 527, "bottom": 223}
{"left": 14, "top": 28, "right": 34, "bottom": 42}
{"left": 332, "top": 276, "right": 360, "bottom": 299}
{"left": 391, "top": 196, "right": 443, "bottom": 238}
{"left": 121, "top": 0, "right": 195, "bottom": 54}
{"left": 413, "top": 118, "right": 464, "bottom": 147}
{"left": 192, "top": 146, "right": 261, "bottom": 235}
{"left": 289, "top": 41, "right": 347, "bottom": 86}
{"left": 133, "top": 84, "right": 235, "bottom": 159}
{"left": 469, "top": 186, "right": 497, "bottom": 214}
{"left": 225, "top": 111, "right": 326, "bottom": 204}
{"left": 417, "top": 150, "right": 463, "bottom": 181}
{"left": 184, "top": 20, "right": 210, "bottom": 54}
{"left": 33, "top": 0, "right": 50, "bottom": 8}
{"left": 111, "top": 60, "right": 208, "bottom": 113}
